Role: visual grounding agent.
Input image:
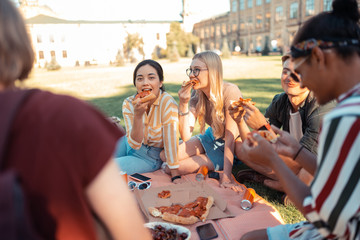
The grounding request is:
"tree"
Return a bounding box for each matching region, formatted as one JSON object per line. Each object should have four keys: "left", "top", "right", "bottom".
{"left": 186, "top": 44, "right": 194, "bottom": 58}
{"left": 262, "top": 36, "right": 270, "bottom": 56}
{"left": 123, "top": 33, "right": 144, "bottom": 63}
{"left": 221, "top": 38, "right": 231, "bottom": 58}
{"left": 166, "top": 22, "right": 199, "bottom": 58}
{"left": 168, "top": 41, "right": 180, "bottom": 62}
{"left": 114, "top": 49, "right": 125, "bottom": 66}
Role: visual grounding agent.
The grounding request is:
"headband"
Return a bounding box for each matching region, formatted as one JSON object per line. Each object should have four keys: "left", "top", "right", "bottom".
{"left": 290, "top": 38, "right": 360, "bottom": 58}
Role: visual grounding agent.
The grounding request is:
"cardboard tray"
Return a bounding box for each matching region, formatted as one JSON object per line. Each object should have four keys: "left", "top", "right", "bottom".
{"left": 134, "top": 181, "right": 234, "bottom": 223}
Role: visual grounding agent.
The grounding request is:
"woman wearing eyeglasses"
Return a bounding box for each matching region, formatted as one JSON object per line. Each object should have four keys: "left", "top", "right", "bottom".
{"left": 231, "top": 53, "right": 335, "bottom": 194}
{"left": 114, "top": 59, "right": 181, "bottom": 181}
{"left": 240, "top": 0, "right": 360, "bottom": 239}
{"left": 162, "top": 51, "right": 249, "bottom": 187}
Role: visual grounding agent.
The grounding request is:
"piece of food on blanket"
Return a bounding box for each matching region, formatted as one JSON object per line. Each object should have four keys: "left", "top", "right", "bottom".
{"left": 148, "top": 196, "right": 214, "bottom": 225}
{"left": 158, "top": 190, "right": 171, "bottom": 199}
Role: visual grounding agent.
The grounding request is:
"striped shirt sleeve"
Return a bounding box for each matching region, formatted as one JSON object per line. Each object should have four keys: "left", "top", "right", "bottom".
{"left": 301, "top": 97, "right": 360, "bottom": 240}
{"left": 160, "top": 93, "right": 179, "bottom": 169}
{"left": 122, "top": 97, "right": 142, "bottom": 149}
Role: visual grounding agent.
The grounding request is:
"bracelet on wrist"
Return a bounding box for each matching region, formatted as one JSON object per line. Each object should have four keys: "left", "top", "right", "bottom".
{"left": 293, "top": 145, "right": 304, "bottom": 161}
{"left": 258, "top": 123, "right": 271, "bottom": 131}
{"left": 178, "top": 110, "right": 189, "bottom": 116}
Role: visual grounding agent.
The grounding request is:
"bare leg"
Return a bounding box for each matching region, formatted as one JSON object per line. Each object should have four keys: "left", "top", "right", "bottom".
{"left": 241, "top": 229, "right": 268, "bottom": 240}
{"left": 161, "top": 137, "right": 214, "bottom": 175}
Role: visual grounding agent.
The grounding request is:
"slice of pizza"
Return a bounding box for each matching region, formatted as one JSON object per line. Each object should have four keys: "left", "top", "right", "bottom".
{"left": 148, "top": 196, "right": 214, "bottom": 225}
{"left": 158, "top": 190, "right": 171, "bottom": 199}
{"left": 182, "top": 79, "right": 200, "bottom": 88}
{"left": 229, "top": 97, "right": 255, "bottom": 110}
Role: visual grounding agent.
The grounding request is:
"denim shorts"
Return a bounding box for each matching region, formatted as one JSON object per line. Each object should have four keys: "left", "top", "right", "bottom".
{"left": 196, "top": 127, "right": 226, "bottom": 171}
{"left": 113, "top": 136, "right": 163, "bottom": 175}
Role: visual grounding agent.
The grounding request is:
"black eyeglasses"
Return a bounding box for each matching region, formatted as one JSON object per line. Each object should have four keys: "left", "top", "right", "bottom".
{"left": 283, "top": 69, "right": 301, "bottom": 82}
{"left": 186, "top": 68, "right": 208, "bottom": 77}
{"left": 128, "top": 181, "right": 151, "bottom": 191}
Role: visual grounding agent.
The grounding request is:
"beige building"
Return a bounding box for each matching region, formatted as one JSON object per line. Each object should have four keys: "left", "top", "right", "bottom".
{"left": 193, "top": 0, "right": 360, "bottom": 54}
{"left": 20, "top": 1, "right": 178, "bottom": 67}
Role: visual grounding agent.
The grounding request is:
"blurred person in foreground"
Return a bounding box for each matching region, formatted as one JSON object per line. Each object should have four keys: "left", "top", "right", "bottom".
{"left": 241, "top": 0, "right": 360, "bottom": 239}
{"left": 231, "top": 53, "right": 335, "bottom": 195}
{"left": 0, "top": 0, "right": 151, "bottom": 239}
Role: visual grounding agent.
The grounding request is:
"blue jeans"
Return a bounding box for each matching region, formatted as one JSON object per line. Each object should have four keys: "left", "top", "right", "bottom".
{"left": 113, "top": 136, "right": 163, "bottom": 175}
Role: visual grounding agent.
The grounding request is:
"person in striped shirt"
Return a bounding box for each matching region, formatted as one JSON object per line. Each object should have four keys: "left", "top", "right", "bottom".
{"left": 114, "top": 60, "right": 181, "bottom": 180}
{"left": 240, "top": 0, "right": 360, "bottom": 239}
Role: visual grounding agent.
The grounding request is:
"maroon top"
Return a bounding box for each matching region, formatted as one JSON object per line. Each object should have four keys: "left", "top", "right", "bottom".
{"left": 4, "top": 90, "right": 124, "bottom": 240}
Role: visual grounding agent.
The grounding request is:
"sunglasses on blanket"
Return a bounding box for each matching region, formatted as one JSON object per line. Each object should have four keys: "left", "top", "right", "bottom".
{"left": 128, "top": 181, "right": 151, "bottom": 191}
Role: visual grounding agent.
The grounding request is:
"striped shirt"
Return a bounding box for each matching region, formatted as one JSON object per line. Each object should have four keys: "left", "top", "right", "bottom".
{"left": 122, "top": 91, "right": 179, "bottom": 168}
{"left": 298, "top": 84, "right": 360, "bottom": 240}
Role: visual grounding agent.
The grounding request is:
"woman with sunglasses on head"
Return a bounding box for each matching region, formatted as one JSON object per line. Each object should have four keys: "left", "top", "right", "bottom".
{"left": 232, "top": 53, "right": 335, "bottom": 194}
{"left": 240, "top": 0, "right": 360, "bottom": 239}
{"left": 114, "top": 59, "right": 181, "bottom": 181}
{"left": 161, "top": 51, "right": 249, "bottom": 187}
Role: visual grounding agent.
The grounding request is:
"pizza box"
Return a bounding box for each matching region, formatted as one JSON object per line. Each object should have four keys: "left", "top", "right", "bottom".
{"left": 133, "top": 181, "right": 234, "bottom": 223}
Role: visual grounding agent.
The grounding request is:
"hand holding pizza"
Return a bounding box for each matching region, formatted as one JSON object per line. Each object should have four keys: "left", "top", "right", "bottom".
{"left": 228, "top": 97, "right": 254, "bottom": 122}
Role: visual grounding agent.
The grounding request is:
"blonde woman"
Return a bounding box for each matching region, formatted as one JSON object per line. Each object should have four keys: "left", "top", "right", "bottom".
{"left": 162, "top": 51, "right": 249, "bottom": 186}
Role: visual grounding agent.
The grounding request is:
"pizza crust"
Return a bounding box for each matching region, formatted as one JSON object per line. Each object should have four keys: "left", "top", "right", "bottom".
{"left": 199, "top": 196, "right": 214, "bottom": 222}
{"left": 148, "top": 196, "right": 214, "bottom": 225}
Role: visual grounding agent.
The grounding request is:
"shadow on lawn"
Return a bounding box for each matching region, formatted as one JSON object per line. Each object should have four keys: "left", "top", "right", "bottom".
{"left": 88, "top": 77, "right": 283, "bottom": 125}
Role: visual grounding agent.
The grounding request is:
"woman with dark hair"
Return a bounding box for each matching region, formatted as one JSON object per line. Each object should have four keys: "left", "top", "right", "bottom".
{"left": 240, "top": 0, "right": 360, "bottom": 239}
{"left": 114, "top": 59, "right": 180, "bottom": 180}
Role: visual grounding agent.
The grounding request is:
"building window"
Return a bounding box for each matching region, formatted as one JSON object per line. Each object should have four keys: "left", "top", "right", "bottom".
{"left": 37, "top": 35, "right": 42, "bottom": 43}
{"left": 156, "top": 33, "right": 160, "bottom": 40}
{"left": 232, "top": 0, "right": 237, "bottom": 12}
{"left": 247, "top": 16, "right": 253, "bottom": 25}
{"left": 256, "top": 14, "right": 262, "bottom": 29}
{"left": 306, "top": 0, "right": 315, "bottom": 16}
{"left": 290, "top": 2, "right": 298, "bottom": 19}
{"left": 265, "top": 0, "right": 270, "bottom": 2}
{"left": 50, "top": 51, "right": 55, "bottom": 57}
{"left": 240, "top": 0, "right": 245, "bottom": 10}
{"left": 265, "top": 12, "right": 271, "bottom": 28}
{"left": 62, "top": 50, "right": 67, "bottom": 58}
{"left": 247, "top": 0, "right": 252, "bottom": 8}
{"left": 275, "top": 6, "right": 283, "bottom": 22}
{"left": 323, "top": 0, "right": 331, "bottom": 11}
{"left": 256, "top": 0, "right": 262, "bottom": 6}
{"left": 39, "top": 51, "right": 44, "bottom": 59}
{"left": 49, "top": 34, "right": 54, "bottom": 43}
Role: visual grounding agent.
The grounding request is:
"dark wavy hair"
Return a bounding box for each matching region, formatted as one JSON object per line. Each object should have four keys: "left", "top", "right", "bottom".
{"left": 0, "top": 0, "right": 34, "bottom": 87}
{"left": 133, "top": 59, "right": 165, "bottom": 91}
{"left": 292, "top": 0, "right": 360, "bottom": 60}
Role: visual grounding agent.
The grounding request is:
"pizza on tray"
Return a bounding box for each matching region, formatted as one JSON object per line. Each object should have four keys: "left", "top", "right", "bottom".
{"left": 148, "top": 196, "right": 214, "bottom": 225}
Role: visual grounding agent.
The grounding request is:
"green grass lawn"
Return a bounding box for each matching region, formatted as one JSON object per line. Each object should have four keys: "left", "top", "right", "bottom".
{"left": 24, "top": 55, "right": 305, "bottom": 224}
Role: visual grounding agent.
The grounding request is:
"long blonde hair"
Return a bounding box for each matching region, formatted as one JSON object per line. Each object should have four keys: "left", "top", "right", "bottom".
{"left": 194, "top": 51, "right": 225, "bottom": 139}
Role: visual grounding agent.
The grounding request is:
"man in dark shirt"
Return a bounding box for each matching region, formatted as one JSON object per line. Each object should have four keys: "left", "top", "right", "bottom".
{"left": 232, "top": 54, "right": 335, "bottom": 193}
